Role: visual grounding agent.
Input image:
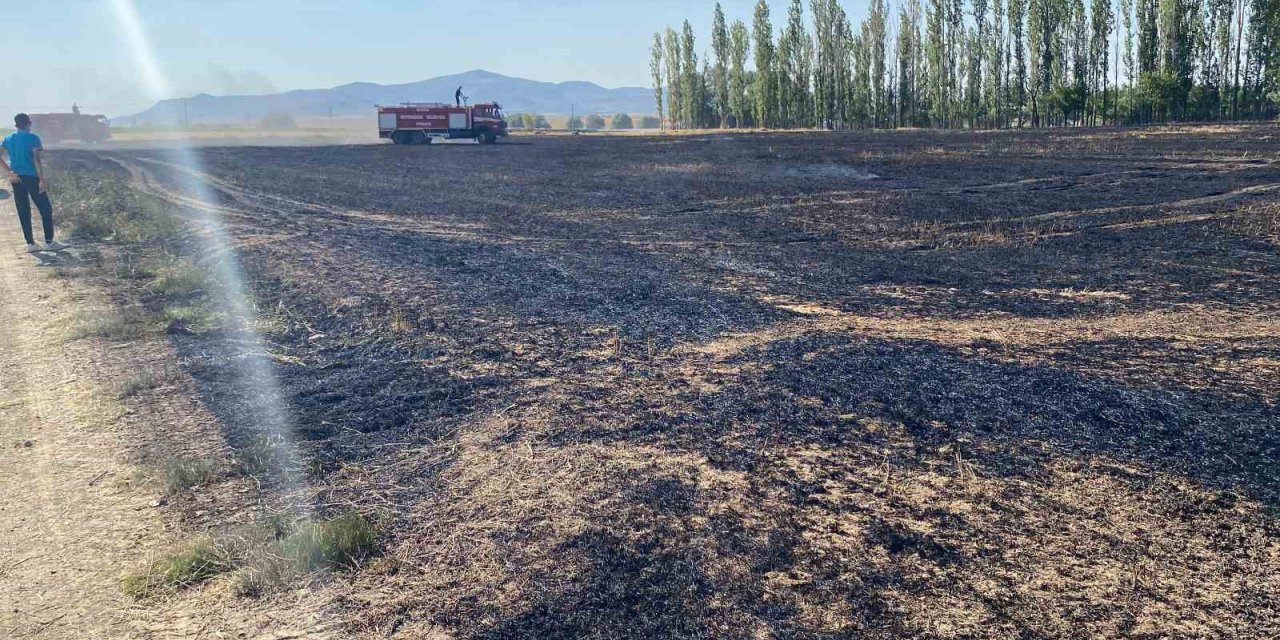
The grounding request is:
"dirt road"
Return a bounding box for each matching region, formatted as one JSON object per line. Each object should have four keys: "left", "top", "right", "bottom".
{"left": 0, "top": 245, "right": 154, "bottom": 637}
{"left": 0, "top": 242, "right": 339, "bottom": 637}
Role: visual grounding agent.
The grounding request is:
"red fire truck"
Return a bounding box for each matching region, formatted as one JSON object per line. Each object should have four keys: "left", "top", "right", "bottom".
{"left": 377, "top": 102, "right": 508, "bottom": 145}
{"left": 29, "top": 106, "right": 111, "bottom": 144}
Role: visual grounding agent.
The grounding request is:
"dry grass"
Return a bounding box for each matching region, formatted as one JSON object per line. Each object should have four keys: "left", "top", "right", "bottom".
{"left": 230, "top": 432, "right": 299, "bottom": 479}
{"left": 46, "top": 164, "right": 228, "bottom": 347}
{"left": 121, "top": 513, "right": 377, "bottom": 599}
{"left": 48, "top": 125, "right": 1280, "bottom": 638}
{"left": 158, "top": 455, "right": 222, "bottom": 495}
{"left": 149, "top": 253, "right": 209, "bottom": 298}
{"left": 160, "top": 304, "right": 220, "bottom": 335}
{"left": 114, "top": 371, "right": 162, "bottom": 399}
{"left": 52, "top": 169, "right": 183, "bottom": 243}
{"left": 62, "top": 306, "right": 151, "bottom": 342}
{"left": 121, "top": 537, "right": 233, "bottom": 598}
{"left": 1231, "top": 200, "right": 1280, "bottom": 245}
{"left": 232, "top": 513, "right": 378, "bottom": 596}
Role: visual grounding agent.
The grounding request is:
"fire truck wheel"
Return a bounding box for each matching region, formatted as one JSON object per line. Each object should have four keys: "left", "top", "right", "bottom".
{"left": 410, "top": 131, "right": 429, "bottom": 145}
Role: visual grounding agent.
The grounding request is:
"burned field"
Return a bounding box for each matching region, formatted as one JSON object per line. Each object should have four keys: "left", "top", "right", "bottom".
{"left": 62, "top": 126, "right": 1279, "bottom": 638}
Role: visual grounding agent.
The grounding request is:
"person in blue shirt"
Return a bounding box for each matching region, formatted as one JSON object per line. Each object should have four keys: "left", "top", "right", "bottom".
{"left": 2, "top": 113, "right": 64, "bottom": 252}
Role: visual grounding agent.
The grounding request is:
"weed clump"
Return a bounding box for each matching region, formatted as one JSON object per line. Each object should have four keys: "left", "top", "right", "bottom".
{"left": 64, "top": 307, "right": 151, "bottom": 342}
{"left": 122, "top": 513, "right": 378, "bottom": 599}
{"left": 149, "top": 254, "right": 209, "bottom": 298}
{"left": 160, "top": 456, "right": 222, "bottom": 495}
{"left": 121, "top": 537, "right": 232, "bottom": 598}
{"left": 232, "top": 513, "right": 378, "bottom": 596}
{"left": 115, "top": 371, "right": 161, "bottom": 399}
{"left": 161, "top": 305, "right": 220, "bottom": 335}
{"left": 231, "top": 432, "right": 299, "bottom": 478}
{"left": 288, "top": 512, "right": 378, "bottom": 569}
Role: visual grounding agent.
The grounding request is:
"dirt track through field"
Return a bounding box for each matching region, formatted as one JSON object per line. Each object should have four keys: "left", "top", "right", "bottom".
{"left": 0, "top": 238, "right": 342, "bottom": 638}
{"left": 40, "top": 126, "right": 1280, "bottom": 638}
{"left": 0, "top": 245, "right": 159, "bottom": 638}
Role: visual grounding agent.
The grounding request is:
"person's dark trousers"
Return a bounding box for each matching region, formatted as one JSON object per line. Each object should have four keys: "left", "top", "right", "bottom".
{"left": 12, "top": 175, "right": 53, "bottom": 245}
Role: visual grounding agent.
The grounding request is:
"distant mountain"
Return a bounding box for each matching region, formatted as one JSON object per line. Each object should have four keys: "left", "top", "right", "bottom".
{"left": 118, "top": 70, "right": 655, "bottom": 125}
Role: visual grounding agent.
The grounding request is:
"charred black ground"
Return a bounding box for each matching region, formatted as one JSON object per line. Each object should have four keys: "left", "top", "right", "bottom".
{"left": 54, "top": 125, "right": 1280, "bottom": 638}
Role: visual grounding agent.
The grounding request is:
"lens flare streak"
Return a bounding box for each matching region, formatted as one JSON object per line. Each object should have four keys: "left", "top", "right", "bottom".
{"left": 107, "top": 0, "right": 305, "bottom": 496}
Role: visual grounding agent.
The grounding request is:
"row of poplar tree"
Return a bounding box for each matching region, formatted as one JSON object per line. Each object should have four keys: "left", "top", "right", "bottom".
{"left": 650, "top": 0, "right": 1280, "bottom": 129}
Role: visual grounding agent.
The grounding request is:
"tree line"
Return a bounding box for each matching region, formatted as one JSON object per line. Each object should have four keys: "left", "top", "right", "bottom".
{"left": 508, "top": 113, "right": 662, "bottom": 130}
{"left": 651, "top": 0, "right": 1280, "bottom": 129}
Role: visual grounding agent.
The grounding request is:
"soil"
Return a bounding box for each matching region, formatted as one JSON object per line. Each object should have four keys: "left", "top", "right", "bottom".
{"left": 0, "top": 224, "right": 338, "bottom": 636}
{"left": 22, "top": 124, "right": 1280, "bottom": 638}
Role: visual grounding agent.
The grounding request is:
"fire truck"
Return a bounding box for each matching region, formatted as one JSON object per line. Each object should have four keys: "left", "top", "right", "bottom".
{"left": 29, "top": 106, "right": 111, "bottom": 144}
{"left": 377, "top": 102, "right": 508, "bottom": 145}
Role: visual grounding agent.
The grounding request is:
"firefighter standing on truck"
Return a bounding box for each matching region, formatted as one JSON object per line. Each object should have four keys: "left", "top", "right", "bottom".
{"left": 455, "top": 86, "right": 466, "bottom": 107}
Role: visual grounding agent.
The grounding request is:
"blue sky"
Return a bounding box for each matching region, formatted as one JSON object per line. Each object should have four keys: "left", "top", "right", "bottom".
{"left": 4, "top": 0, "right": 870, "bottom": 118}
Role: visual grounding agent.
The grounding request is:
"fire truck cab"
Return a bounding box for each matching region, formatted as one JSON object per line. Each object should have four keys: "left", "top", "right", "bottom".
{"left": 377, "top": 102, "right": 508, "bottom": 145}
